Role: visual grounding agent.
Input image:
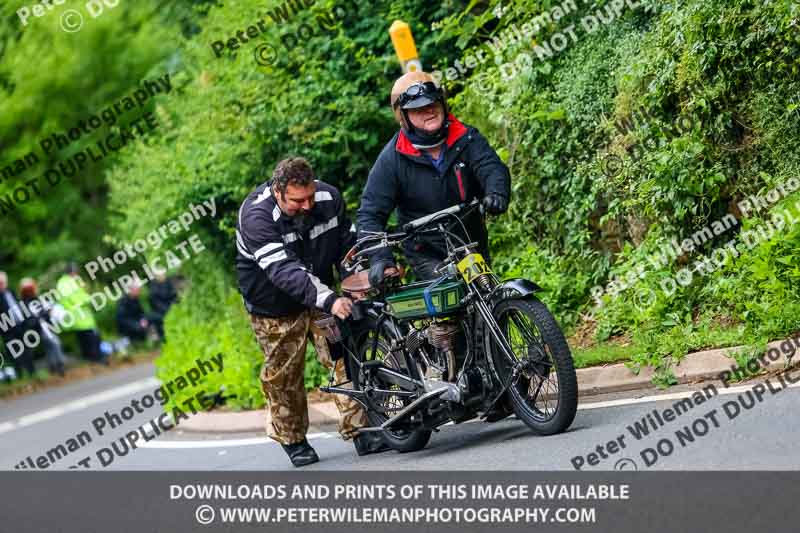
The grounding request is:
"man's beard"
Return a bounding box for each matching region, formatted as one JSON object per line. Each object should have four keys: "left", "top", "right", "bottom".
{"left": 291, "top": 210, "right": 315, "bottom": 234}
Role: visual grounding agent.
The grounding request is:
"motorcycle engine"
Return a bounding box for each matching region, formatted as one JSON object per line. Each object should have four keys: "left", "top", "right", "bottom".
{"left": 405, "top": 322, "right": 460, "bottom": 381}
{"left": 405, "top": 320, "right": 486, "bottom": 411}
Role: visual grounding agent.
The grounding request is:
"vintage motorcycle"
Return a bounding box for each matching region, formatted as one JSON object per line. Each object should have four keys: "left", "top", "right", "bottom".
{"left": 318, "top": 199, "right": 577, "bottom": 452}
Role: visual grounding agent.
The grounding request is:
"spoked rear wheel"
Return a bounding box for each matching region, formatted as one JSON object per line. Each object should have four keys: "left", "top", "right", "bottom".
{"left": 488, "top": 298, "right": 577, "bottom": 435}
{"left": 347, "top": 330, "right": 432, "bottom": 452}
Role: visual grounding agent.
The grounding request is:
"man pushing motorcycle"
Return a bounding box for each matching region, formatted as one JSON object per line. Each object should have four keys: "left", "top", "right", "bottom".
{"left": 236, "top": 156, "right": 389, "bottom": 467}
{"left": 357, "top": 70, "right": 512, "bottom": 284}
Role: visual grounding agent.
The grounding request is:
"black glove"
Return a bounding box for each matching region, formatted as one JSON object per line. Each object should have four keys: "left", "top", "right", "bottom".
{"left": 368, "top": 259, "right": 394, "bottom": 289}
{"left": 482, "top": 194, "right": 508, "bottom": 215}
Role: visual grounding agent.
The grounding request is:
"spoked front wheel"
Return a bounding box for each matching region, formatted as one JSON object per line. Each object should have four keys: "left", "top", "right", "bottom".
{"left": 488, "top": 298, "right": 577, "bottom": 435}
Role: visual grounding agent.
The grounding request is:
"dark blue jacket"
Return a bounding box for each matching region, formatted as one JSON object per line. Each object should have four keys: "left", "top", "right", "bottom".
{"left": 357, "top": 115, "right": 511, "bottom": 263}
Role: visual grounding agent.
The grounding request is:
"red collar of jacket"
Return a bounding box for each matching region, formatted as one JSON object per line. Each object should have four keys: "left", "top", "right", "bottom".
{"left": 395, "top": 114, "right": 468, "bottom": 157}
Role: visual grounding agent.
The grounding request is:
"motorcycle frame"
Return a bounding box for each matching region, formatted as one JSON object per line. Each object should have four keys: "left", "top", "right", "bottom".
{"left": 321, "top": 203, "right": 545, "bottom": 426}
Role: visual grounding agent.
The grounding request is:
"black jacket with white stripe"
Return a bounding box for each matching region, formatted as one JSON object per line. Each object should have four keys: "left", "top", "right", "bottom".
{"left": 235, "top": 180, "right": 355, "bottom": 318}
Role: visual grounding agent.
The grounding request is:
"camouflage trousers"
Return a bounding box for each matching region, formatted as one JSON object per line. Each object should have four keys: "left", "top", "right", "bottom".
{"left": 249, "top": 310, "right": 367, "bottom": 445}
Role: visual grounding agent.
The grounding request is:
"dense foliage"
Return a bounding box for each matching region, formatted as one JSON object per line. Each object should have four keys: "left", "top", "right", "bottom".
{"left": 439, "top": 0, "right": 800, "bottom": 385}
{"left": 3, "top": 0, "right": 798, "bottom": 407}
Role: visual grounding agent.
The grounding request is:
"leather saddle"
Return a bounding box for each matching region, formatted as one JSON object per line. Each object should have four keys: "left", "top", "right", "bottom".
{"left": 341, "top": 266, "right": 403, "bottom": 300}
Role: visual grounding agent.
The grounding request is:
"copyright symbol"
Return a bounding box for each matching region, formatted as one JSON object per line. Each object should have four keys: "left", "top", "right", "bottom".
{"left": 60, "top": 10, "right": 84, "bottom": 33}
{"left": 633, "top": 288, "right": 657, "bottom": 311}
{"left": 254, "top": 43, "right": 277, "bottom": 66}
{"left": 195, "top": 504, "right": 215, "bottom": 525}
{"left": 600, "top": 153, "right": 624, "bottom": 178}
{"left": 473, "top": 71, "right": 493, "bottom": 93}
{"left": 614, "top": 458, "right": 638, "bottom": 471}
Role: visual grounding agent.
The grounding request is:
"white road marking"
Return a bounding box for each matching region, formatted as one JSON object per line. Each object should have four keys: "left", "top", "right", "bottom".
{"left": 140, "top": 437, "right": 272, "bottom": 449}
{"left": 142, "top": 380, "right": 800, "bottom": 450}
{"left": 4, "top": 367, "right": 797, "bottom": 449}
{"left": 0, "top": 377, "right": 160, "bottom": 436}
{"left": 578, "top": 379, "right": 800, "bottom": 410}
{"left": 139, "top": 431, "right": 336, "bottom": 449}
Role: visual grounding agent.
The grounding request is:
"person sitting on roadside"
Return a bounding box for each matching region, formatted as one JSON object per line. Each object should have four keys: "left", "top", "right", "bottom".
{"left": 116, "top": 283, "right": 154, "bottom": 342}
{"left": 19, "top": 278, "right": 67, "bottom": 377}
{"left": 0, "top": 271, "right": 27, "bottom": 380}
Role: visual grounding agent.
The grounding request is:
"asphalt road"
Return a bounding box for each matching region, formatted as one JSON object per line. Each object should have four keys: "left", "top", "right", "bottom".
{"left": 2, "top": 362, "right": 799, "bottom": 471}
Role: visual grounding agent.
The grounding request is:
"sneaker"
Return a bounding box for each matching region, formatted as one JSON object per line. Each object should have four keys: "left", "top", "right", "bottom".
{"left": 353, "top": 431, "right": 391, "bottom": 456}
{"left": 113, "top": 337, "right": 131, "bottom": 355}
{"left": 4, "top": 367, "right": 17, "bottom": 381}
{"left": 100, "top": 341, "right": 114, "bottom": 358}
{"left": 280, "top": 439, "right": 319, "bottom": 467}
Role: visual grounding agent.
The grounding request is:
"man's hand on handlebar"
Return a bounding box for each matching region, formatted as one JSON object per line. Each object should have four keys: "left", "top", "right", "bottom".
{"left": 368, "top": 258, "right": 395, "bottom": 289}
{"left": 482, "top": 194, "right": 508, "bottom": 215}
{"left": 331, "top": 297, "right": 354, "bottom": 320}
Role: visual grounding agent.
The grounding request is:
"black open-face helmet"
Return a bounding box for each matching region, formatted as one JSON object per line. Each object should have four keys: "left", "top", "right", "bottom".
{"left": 390, "top": 71, "right": 450, "bottom": 149}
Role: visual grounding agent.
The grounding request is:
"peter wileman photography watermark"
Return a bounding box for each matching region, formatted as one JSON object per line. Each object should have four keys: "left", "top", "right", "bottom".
{"left": 13, "top": 354, "right": 225, "bottom": 469}
{"left": 16, "top": 0, "right": 124, "bottom": 33}
{"left": 589, "top": 175, "right": 800, "bottom": 312}
{"left": 84, "top": 198, "right": 217, "bottom": 280}
{"left": 596, "top": 78, "right": 741, "bottom": 179}
{"left": 570, "top": 336, "right": 800, "bottom": 470}
{"left": 468, "top": 0, "right": 644, "bottom": 89}
{"left": 251, "top": 0, "right": 352, "bottom": 67}
{"left": 0, "top": 198, "right": 215, "bottom": 361}
{"left": 0, "top": 73, "right": 172, "bottom": 218}
{"left": 207, "top": 0, "right": 353, "bottom": 66}
{"left": 433, "top": 0, "right": 583, "bottom": 87}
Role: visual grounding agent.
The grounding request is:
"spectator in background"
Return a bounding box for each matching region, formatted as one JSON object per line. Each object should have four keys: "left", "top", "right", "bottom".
{"left": 0, "top": 271, "right": 24, "bottom": 381}
{"left": 116, "top": 283, "right": 154, "bottom": 342}
{"left": 57, "top": 263, "right": 106, "bottom": 364}
{"left": 19, "top": 278, "right": 67, "bottom": 377}
{"left": 148, "top": 273, "right": 177, "bottom": 340}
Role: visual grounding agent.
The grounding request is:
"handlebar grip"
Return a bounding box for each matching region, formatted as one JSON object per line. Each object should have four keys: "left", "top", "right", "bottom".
{"left": 403, "top": 202, "right": 469, "bottom": 232}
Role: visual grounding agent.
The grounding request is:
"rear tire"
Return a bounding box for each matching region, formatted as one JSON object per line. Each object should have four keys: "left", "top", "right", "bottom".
{"left": 488, "top": 298, "right": 577, "bottom": 435}
{"left": 347, "top": 327, "right": 432, "bottom": 452}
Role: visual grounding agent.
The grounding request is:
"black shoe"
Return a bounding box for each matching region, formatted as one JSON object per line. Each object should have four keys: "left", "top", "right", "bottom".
{"left": 281, "top": 439, "right": 319, "bottom": 467}
{"left": 353, "top": 432, "right": 391, "bottom": 456}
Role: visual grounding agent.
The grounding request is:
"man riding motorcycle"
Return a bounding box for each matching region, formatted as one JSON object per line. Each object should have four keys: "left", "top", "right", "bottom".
{"left": 357, "top": 71, "right": 511, "bottom": 285}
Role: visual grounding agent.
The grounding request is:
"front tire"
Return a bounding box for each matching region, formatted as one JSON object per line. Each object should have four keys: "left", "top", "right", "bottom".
{"left": 488, "top": 298, "right": 577, "bottom": 435}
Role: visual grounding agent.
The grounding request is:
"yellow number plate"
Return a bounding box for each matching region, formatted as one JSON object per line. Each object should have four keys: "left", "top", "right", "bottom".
{"left": 457, "top": 253, "right": 492, "bottom": 283}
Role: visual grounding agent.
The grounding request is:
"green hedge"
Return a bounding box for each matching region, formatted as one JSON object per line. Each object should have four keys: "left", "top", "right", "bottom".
{"left": 111, "top": 0, "right": 800, "bottom": 400}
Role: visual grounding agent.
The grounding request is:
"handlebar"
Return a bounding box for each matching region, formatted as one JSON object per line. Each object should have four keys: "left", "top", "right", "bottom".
{"left": 402, "top": 198, "right": 480, "bottom": 233}
{"left": 343, "top": 199, "right": 482, "bottom": 269}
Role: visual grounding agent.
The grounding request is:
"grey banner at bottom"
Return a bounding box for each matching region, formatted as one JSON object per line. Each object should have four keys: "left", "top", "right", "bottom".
{"left": 1, "top": 471, "right": 793, "bottom": 532}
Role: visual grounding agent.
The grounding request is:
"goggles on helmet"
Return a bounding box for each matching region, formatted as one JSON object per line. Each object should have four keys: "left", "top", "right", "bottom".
{"left": 394, "top": 81, "right": 444, "bottom": 110}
